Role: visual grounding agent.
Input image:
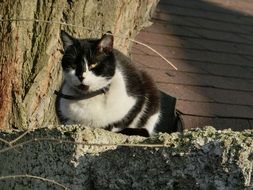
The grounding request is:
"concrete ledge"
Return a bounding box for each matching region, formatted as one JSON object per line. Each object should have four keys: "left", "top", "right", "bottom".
{"left": 0, "top": 126, "right": 252, "bottom": 189}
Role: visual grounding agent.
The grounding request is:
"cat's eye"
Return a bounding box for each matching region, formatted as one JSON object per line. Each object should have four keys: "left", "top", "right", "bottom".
{"left": 89, "top": 63, "right": 98, "bottom": 70}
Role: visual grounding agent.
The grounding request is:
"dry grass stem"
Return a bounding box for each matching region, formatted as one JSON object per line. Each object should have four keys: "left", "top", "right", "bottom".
{"left": 0, "top": 136, "right": 166, "bottom": 154}
{"left": 0, "top": 174, "right": 70, "bottom": 190}
{"left": 0, "top": 137, "right": 10, "bottom": 145}
{"left": 0, "top": 137, "right": 20, "bottom": 153}
{"left": 130, "top": 39, "right": 178, "bottom": 70}
{"left": 10, "top": 130, "right": 30, "bottom": 144}
{"left": 0, "top": 18, "right": 178, "bottom": 70}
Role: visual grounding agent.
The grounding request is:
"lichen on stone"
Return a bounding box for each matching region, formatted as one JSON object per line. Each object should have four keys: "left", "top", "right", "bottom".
{"left": 0, "top": 125, "right": 252, "bottom": 189}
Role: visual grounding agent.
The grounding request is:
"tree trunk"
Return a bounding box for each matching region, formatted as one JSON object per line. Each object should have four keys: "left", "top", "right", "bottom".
{"left": 0, "top": 0, "right": 158, "bottom": 130}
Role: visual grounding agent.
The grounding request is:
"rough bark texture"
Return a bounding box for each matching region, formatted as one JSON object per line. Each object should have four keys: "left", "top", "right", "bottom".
{"left": 0, "top": 126, "right": 252, "bottom": 189}
{"left": 0, "top": 0, "right": 158, "bottom": 130}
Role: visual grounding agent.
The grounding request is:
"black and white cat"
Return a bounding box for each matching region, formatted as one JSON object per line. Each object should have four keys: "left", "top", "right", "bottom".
{"left": 56, "top": 30, "right": 160, "bottom": 136}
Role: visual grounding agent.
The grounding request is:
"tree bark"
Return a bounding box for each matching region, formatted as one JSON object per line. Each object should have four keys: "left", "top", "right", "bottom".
{"left": 0, "top": 0, "right": 158, "bottom": 130}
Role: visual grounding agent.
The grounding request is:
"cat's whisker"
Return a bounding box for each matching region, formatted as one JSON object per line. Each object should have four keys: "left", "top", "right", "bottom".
{"left": 73, "top": 47, "right": 78, "bottom": 55}
{"left": 89, "top": 49, "right": 92, "bottom": 58}
{"left": 64, "top": 55, "right": 76, "bottom": 60}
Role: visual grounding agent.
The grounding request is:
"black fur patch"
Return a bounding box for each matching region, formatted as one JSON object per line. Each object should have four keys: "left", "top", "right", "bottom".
{"left": 119, "top": 128, "right": 150, "bottom": 137}
{"left": 61, "top": 31, "right": 116, "bottom": 82}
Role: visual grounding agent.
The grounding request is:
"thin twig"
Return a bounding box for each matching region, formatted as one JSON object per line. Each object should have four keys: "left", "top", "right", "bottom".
{"left": 0, "top": 137, "right": 10, "bottom": 145}
{"left": 0, "top": 18, "right": 95, "bottom": 31}
{"left": 0, "top": 129, "right": 32, "bottom": 153}
{"left": 10, "top": 130, "right": 30, "bottom": 144}
{"left": 0, "top": 18, "right": 178, "bottom": 70}
{"left": 0, "top": 174, "right": 70, "bottom": 190}
{"left": 130, "top": 39, "right": 178, "bottom": 70}
{"left": 0, "top": 137, "right": 166, "bottom": 154}
{"left": 0, "top": 137, "right": 20, "bottom": 153}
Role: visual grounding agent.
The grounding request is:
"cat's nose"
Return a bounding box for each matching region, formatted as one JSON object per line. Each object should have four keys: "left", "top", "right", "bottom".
{"left": 78, "top": 75, "right": 84, "bottom": 81}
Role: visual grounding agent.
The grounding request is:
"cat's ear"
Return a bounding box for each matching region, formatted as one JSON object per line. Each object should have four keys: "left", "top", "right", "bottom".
{"left": 97, "top": 31, "right": 114, "bottom": 54}
{"left": 60, "top": 30, "right": 75, "bottom": 51}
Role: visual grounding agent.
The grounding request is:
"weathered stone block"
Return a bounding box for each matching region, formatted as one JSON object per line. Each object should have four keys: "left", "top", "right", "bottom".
{"left": 0, "top": 126, "right": 252, "bottom": 189}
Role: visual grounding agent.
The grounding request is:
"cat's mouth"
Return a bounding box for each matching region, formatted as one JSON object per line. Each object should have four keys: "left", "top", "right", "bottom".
{"left": 77, "top": 84, "right": 89, "bottom": 91}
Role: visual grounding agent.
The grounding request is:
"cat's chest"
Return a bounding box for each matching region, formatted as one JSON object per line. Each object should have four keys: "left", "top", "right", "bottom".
{"left": 60, "top": 70, "right": 136, "bottom": 126}
{"left": 73, "top": 90, "right": 133, "bottom": 112}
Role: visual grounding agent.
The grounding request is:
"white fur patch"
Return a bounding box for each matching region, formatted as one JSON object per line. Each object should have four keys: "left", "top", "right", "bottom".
{"left": 128, "top": 98, "right": 148, "bottom": 129}
{"left": 60, "top": 68, "right": 136, "bottom": 127}
{"left": 82, "top": 70, "right": 111, "bottom": 92}
{"left": 144, "top": 113, "right": 160, "bottom": 135}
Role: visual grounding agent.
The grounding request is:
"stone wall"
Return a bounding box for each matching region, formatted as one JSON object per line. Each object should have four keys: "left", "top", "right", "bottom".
{"left": 0, "top": 126, "right": 252, "bottom": 189}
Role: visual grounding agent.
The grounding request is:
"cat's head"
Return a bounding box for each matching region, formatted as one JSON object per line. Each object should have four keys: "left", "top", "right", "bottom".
{"left": 60, "top": 30, "right": 116, "bottom": 93}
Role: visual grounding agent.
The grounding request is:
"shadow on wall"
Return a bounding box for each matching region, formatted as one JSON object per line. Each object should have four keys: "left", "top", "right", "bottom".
{"left": 133, "top": 0, "right": 253, "bottom": 132}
